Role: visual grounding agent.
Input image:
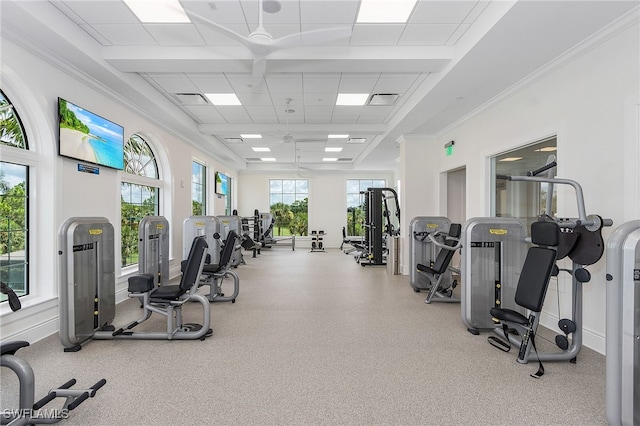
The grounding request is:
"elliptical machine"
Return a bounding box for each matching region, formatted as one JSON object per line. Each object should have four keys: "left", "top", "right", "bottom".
{"left": 1, "top": 282, "right": 105, "bottom": 425}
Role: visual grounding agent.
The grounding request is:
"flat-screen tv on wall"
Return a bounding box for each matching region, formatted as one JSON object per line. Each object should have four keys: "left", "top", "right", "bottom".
{"left": 215, "top": 172, "right": 228, "bottom": 196}
{"left": 58, "top": 97, "right": 125, "bottom": 170}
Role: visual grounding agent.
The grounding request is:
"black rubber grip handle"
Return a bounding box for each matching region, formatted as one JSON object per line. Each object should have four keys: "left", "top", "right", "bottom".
{"left": 67, "top": 392, "right": 89, "bottom": 410}
{"left": 33, "top": 392, "right": 57, "bottom": 410}
{"left": 527, "top": 161, "right": 557, "bottom": 176}
{"left": 112, "top": 328, "right": 124, "bottom": 336}
{"left": 90, "top": 379, "right": 107, "bottom": 396}
{"left": 58, "top": 379, "right": 78, "bottom": 389}
{"left": 495, "top": 174, "right": 511, "bottom": 181}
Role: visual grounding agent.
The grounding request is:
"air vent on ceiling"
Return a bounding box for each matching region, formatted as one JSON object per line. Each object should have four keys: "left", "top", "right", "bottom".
{"left": 245, "top": 157, "right": 261, "bottom": 162}
{"left": 347, "top": 137, "right": 367, "bottom": 144}
{"left": 224, "top": 137, "right": 244, "bottom": 143}
{"left": 368, "top": 93, "right": 400, "bottom": 106}
{"left": 338, "top": 158, "right": 353, "bottom": 162}
{"left": 174, "top": 93, "right": 209, "bottom": 105}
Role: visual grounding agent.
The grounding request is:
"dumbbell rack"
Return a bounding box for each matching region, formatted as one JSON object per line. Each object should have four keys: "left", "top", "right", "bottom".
{"left": 310, "top": 230, "right": 325, "bottom": 252}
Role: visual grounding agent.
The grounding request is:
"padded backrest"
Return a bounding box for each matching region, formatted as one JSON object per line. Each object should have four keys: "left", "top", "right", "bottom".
{"left": 431, "top": 223, "right": 461, "bottom": 274}
{"left": 514, "top": 221, "right": 560, "bottom": 312}
{"left": 218, "top": 230, "right": 238, "bottom": 268}
{"left": 531, "top": 221, "right": 560, "bottom": 246}
{"left": 514, "top": 247, "right": 557, "bottom": 312}
{"left": 180, "top": 236, "right": 208, "bottom": 291}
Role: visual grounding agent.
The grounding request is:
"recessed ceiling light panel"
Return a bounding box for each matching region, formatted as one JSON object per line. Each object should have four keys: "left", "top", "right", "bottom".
{"left": 336, "top": 93, "right": 369, "bottom": 106}
{"left": 205, "top": 93, "right": 242, "bottom": 105}
{"left": 124, "top": 0, "right": 190, "bottom": 23}
{"left": 357, "top": 0, "right": 417, "bottom": 23}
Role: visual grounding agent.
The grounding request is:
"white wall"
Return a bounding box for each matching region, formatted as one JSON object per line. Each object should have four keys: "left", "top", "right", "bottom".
{"left": 0, "top": 38, "right": 238, "bottom": 342}
{"left": 399, "top": 20, "right": 640, "bottom": 354}
{"left": 237, "top": 171, "right": 395, "bottom": 249}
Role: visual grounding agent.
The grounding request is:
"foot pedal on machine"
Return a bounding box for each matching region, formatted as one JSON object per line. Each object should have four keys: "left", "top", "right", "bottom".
{"left": 487, "top": 336, "right": 511, "bottom": 352}
{"left": 555, "top": 318, "right": 576, "bottom": 350}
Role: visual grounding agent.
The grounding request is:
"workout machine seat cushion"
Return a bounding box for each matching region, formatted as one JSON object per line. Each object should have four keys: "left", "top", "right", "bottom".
{"left": 128, "top": 273, "right": 155, "bottom": 293}
{"left": 489, "top": 307, "right": 528, "bottom": 325}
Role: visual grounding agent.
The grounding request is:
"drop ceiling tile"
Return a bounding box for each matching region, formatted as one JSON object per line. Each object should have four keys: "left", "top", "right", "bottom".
{"left": 181, "top": 0, "right": 247, "bottom": 24}
{"left": 236, "top": 92, "right": 274, "bottom": 106}
{"left": 303, "top": 93, "right": 338, "bottom": 106}
{"left": 215, "top": 106, "right": 252, "bottom": 123}
{"left": 302, "top": 76, "right": 341, "bottom": 93}
{"left": 227, "top": 75, "right": 265, "bottom": 94}
{"left": 196, "top": 23, "right": 250, "bottom": 45}
{"left": 338, "top": 75, "right": 379, "bottom": 93}
{"left": 266, "top": 74, "right": 303, "bottom": 93}
{"left": 304, "top": 106, "right": 334, "bottom": 123}
{"left": 373, "top": 74, "right": 421, "bottom": 93}
{"left": 243, "top": 0, "right": 301, "bottom": 25}
{"left": 350, "top": 24, "right": 405, "bottom": 46}
{"left": 189, "top": 75, "right": 234, "bottom": 92}
{"left": 300, "top": 1, "right": 359, "bottom": 24}
{"left": 185, "top": 105, "right": 226, "bottom": 123}
{"left": 398, "top": 24, "right": 458, "bottom": 45}
{"left": 150, "top": 75, "right": 198, "bottom": 93}
{"left": 410, "top": 1, "right": 479, "bottom": 24}
{"left": 244, "top": 105, "right": 278, "bottom": 122}
{"left": 143, "top": 24, "right": 206, "bottom": 45}
{"left": 272, "top": 94, "right": 305, "bottom": 107}
{"left": 89, "top": 24, "right": 157, "bottom": 46}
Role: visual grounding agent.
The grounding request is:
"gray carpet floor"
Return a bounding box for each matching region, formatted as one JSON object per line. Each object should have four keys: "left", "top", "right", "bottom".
{"left": 1, "top": 248, "right": 607, "bottom": 425}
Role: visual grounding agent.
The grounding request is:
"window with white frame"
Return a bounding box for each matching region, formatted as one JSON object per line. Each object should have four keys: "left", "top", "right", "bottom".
{"left": 346, "top": 179, "right": 386, "bottom": 236}
{"left": 192, "top": 161, "right": 206, "bottom": 215}
{"left": 269, "top": 179, "right": 308, "bottom": 236}
{"left": 0, "top": 89, "right": 29, "bottom": 301}
{"left": 121, "top": 134, "right": 159, "bottom": 267}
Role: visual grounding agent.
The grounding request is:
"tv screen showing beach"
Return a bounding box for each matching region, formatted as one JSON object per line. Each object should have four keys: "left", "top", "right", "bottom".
{"left": 216, "top": 172, "right": 228, "bottom": 195}
{"left": 58, "top": 98, "right": 124, "bottom": 170}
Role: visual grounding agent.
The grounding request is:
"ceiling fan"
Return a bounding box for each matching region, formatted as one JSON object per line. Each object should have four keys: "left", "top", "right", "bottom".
{"left": 183, "top": 0, "right": 352, "bottom": 84}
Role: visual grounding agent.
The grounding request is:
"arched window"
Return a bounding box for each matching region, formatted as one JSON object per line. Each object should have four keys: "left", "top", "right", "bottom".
{"left": 0, "top": 89, "right": 29, "bottom": 301}
{"left": 121, "top": 134, "right": 159, "bottom": 267}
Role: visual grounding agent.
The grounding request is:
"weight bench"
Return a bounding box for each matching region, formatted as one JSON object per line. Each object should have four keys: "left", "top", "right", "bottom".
{"left": 416, "top": 223, "right": 462, "bottom": 304}
{"left": 96, "top": 236, "right": 212, "bottom": 341}
{"left": 488, "top": 220, "right": 560, "bottom": 378}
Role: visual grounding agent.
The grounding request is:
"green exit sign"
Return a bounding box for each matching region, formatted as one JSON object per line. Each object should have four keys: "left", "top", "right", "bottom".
{"left": 445, "top": 141, "right": 455, "bottom": 156}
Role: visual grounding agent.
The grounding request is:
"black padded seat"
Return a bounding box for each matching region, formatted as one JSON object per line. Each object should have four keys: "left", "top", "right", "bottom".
{"left": 1, "top": 341, "right": 29, "bottom": 356}
{"left": 489, "top": 308, "right": 527, "bottom": 325}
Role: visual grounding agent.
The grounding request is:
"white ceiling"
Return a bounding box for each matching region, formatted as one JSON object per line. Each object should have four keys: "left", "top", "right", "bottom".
{"left": 2, "top": 1, "right": 638, "bottom": 173}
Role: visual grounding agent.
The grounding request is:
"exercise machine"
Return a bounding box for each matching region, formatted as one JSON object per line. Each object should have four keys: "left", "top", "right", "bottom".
{"left": 183, "top": 216, "right": 221, "bottom": 266}
{"left": 58, "top": 217, "right": 212, "bottom": 351}
{"left": 217, "top": 215, "right": 244, "bottom": 266}
{"left": 1, "top": 282, "right": 105, "bottom": 425}
{"left": 466, "top": 159, "right": 612, "bottom": 367}
{"left": 605, "top": 220, "right": 640, "bottom": 425}
{"left": 138, "top": 216, "right": 169, "bottom": 286}
{"left": 191, "top": 230, "right": 240, "bottom": 303}
{"left": 310, "top": 231, "right": 325, "bottom": 252}
{"left": 409, "top": 216, "right": 451, "bottom": 292}
{"left": 259, "top": 212, "right": 295, "bottom": 250}
{"left": 415, "top": 223, "right": 462, "bottom": 304}
{"left": 461, "top": 217, "right": 528, "bottom": 333}
{"left": 360, "top": 187, "right": 400, "bottom": 266}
